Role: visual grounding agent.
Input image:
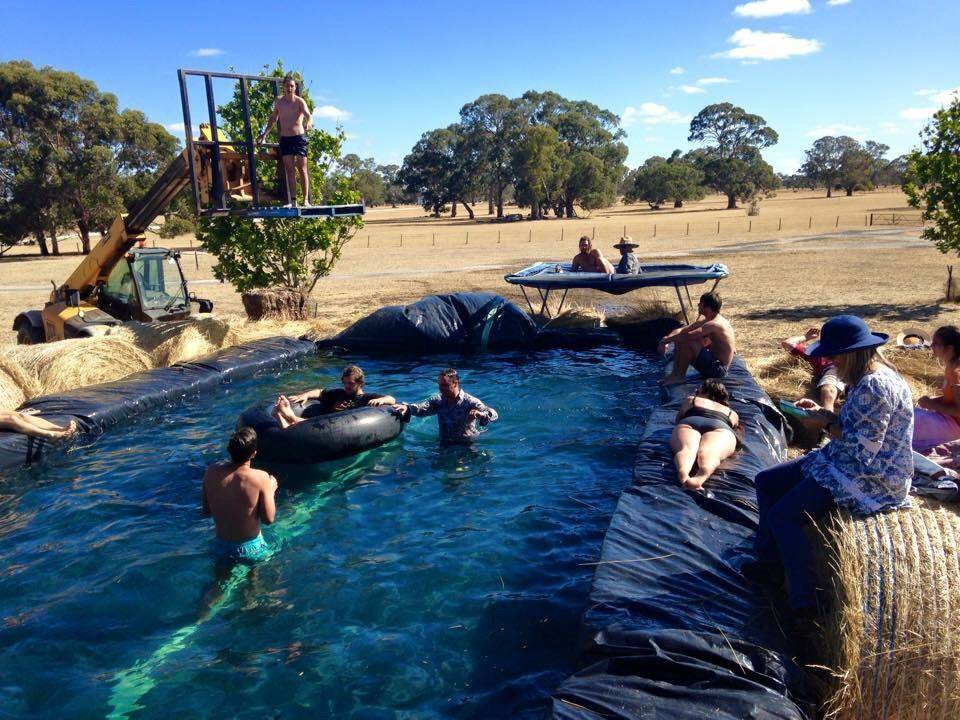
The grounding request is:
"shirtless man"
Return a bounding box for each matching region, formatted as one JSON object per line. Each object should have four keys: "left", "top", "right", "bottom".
{"left": 258, "top": 75, "right": 313, "bottom": 206}
{"left": 658, "top": 291, "right": 736, "bottom": 385}
{"left": 571, "top": 236, "right": 615, "bottom": 274}
{"left": 202, "top": 427, "right": 278, "bottom": 562}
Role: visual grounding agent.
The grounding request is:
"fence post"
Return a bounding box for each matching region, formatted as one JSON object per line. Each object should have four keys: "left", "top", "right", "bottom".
{"left": 870, "top": 213, "right": 874, "bottom": 226}
{"left": 497, "top": 230, "right": 500, "bottom": 244}
{"left": 948, "top": 266, "right": 955, "bottom": 301}
{"left": 465, "top": 231, "right": 469, "bottom": 245}
{"left": 717, "top": 220, "right": 720, "bottom": 235}
{"left": 591, "top": 226, "right": 595, "bottom": 240}
{"left": 560, "top": 227, "right": 564, "bottom": 243}
{"left": 865, "top": 214, "right": 868, "bottom": 227}
{"left": 76, "top": 242, "right": 80, "bottom": 253}
{"left": 367, "top": 235, "right": 370, "bottom": 248}
{"left": 400, "top": 234, "right": 403, "bottom": 247}
{"left": 748, "top": 219, "right": 752, "bottom": 232}
{"left": 835, "top": 215, "right": 839, "bottom": 228}
{"left": 654, "top": 224, "right": 657, "bottom": 238}
{"left": 623, "top": 224, "right": 626, "bottom": 237}
{"left": 528, "top": 229, "right": 532, "bottom": 243}
{"left": 432, "top": 233, "right": 436, "bottom": 247}
{"left": 686, "top": 222, "right": 690, "bottom": 236}
{"left": 808, "top": 216, "right": 812, "bottom": 229}
{"left": 152, "top": 238, "right": 156, "bottom": 248}
{"left": 778, "top": 217, "right": 782, "bottom": 231}
{"left": 189, "top": 237, "right": 193, "bottom": 249}
{"left": 195, "top": 251, "right": 199, "bottom": 269}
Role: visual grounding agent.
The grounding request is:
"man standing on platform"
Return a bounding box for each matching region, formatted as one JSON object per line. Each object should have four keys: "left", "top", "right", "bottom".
{"left": 259, "top": 75, "right": 313, "bottom": 207}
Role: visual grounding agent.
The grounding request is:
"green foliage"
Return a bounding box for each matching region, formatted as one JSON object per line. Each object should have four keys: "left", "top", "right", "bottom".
{"left": 158, "top": 215, "right": 195, "bottom": 239}
{"left": 625, "top": 155, "right": 705, "bottom": 209}
{"left": 197, "top": 199, "right": 361, "bottom": 294}
{"left": 0, "top": 60, "right": 179, "bottom": 254}
{"left": 398, "top": 125, "right": 479, "bottom": 216}
{"left": 904, "top": 99, "right": 960, "bottom": 255}
{"left": 801, "top": 136, "right": 891, "bottom": 196}
{"left": 512, "top": 125, "right": 571, "bottom": 219}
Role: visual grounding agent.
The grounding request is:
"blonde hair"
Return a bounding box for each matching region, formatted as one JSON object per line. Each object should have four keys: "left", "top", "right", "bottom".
{"left": 834, "top": 346, "right": 896, "bottom": 386}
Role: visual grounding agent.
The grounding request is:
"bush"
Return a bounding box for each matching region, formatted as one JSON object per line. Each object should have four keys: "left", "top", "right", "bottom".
{"left": 158, "top": 215, "right": 195, "bottom": 239}
{"left": 746, "top": 200, "right": 761, "bottom": 216}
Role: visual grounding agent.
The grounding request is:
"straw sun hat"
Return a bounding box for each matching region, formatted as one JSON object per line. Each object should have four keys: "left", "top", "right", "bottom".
{"left": 895, "top": 327, "right": 930, "bottom": 348}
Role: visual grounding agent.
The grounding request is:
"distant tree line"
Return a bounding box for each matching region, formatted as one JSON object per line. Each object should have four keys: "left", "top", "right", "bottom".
{"left": 336, "top": 155, "right": 411, "bottom": 207}
{"left": 800, "top": 136, "right": 907, "bottom": 196}
{"left": 398, "top": 92, "right": 628, "bottom": 220}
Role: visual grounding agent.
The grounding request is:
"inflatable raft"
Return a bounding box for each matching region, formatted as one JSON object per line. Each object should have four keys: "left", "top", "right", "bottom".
{"left": 238, "top": 400, "right": 404, "bottom": 464}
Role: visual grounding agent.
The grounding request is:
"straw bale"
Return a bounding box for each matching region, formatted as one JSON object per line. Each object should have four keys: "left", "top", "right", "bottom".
{"left": 151, "top": 326, "right": 216, "bottom": 366}
{"left": 7, "top": 335, "right": 154, "bottom": 395}
{"left": 0, "top": 355, "right": 40, "bottom": 411}
{"left": 542, "top": 304, "right": 606, "bottom": 329}
{"left": 814, "top": 500, "right": 960, "bottom": 719}
{"left": 606, "top": 299, "right": 681, "bottom": 326}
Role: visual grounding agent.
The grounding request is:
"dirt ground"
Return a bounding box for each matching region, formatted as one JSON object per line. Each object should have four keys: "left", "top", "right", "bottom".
{"left": 1, "top": 188, "right": 949, "bottom": 374}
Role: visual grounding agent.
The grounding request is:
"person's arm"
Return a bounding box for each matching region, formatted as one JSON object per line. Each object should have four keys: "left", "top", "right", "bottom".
{"left": 258, "top": 474, "right": 278, "bottom": 525}
{"left": 288, "top": 387, "right": 323, "bottom": 404}
{"left": 365, "top": 394, "right": 396, "bottom": 407}
{"left": 918, "top": 368, "right": 960, "bottom": 416}
{"left": 831, "top": 378, "right": 894, "bottom": 463}
{"left": 300, "top": 98, "right": 313, "bottom": 133}
{"left": 399, "top": 397, "right": 441, "bottom": 417}
{"left": 467, "top": 397, "right": 497, "bottom": 425}
{"left": 258, "top": 100, "right": 280, "bottom": 143}
{"left": 781, "top": 335, "right": 807, "bottom": 353}
{"left": 674, "top": 397, "right": 693, "bottom": 423}
{"left": 571, "top": 255, "right": 583, "bottom": 272}
{"left": 598, "top": 253, "right": 615, "bottom": 274}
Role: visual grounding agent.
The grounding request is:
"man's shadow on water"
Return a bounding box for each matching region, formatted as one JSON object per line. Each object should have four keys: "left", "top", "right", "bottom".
{"left": 743, "top": 302, "right": 943, "bottom": 324}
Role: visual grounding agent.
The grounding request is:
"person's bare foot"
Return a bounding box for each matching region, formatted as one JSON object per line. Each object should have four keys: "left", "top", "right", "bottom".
{"left": 677, "top": 471, "right": 691, "bottom": 487}
{"left": 682, "top": 475, "right": 706, "bottom": 491}
{"left": 64, "top": 420, "right": 78, "bottom": 436}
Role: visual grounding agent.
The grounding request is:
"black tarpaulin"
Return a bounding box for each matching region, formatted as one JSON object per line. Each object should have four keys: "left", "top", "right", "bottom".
{"left": 0, "top": 337, "right": 315, "bottom": 472}
{"left": 552, "top": 356, "right": 811, "bottom": 719}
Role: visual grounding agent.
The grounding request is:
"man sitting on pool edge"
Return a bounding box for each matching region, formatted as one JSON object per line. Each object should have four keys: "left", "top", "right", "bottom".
{"left": 273, "top": 364, "right": 396, "bottom": 428}
{"left": 202, "top": 427, "right": 278, "bottom": 562}
{"left": 393, "top": 368, "right": 498, "bottom": 442}
{"left": 658, "top": 291, "right": 736, "bottom": 385}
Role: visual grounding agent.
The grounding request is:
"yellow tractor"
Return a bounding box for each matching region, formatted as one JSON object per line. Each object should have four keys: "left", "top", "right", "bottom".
{"left": 12, "top": 68, "right": 364, "bottom": 344}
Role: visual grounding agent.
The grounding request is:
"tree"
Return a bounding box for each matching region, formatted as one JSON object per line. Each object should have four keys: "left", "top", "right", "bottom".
{"left": 625, "top": 155, "right": 706, "bottom": 209}
{"left": 903, "top": 98, "right": 960, "bottom": 256}
{"left": 688, "top": 103, "right": 778, "bottom": 209}
{"left": 377, "top": 164, "right": 410, "bottom": 206}
{"left": 837, "top": 137, "right": 875, "bottom": 196}
{"left": 512, "top": 125, "right": 570, "bottom": 219}
{"left": 339, "top": 154, "right": 386, "bottom": 206}
{"left": 0, "top": 61, "right": 179, "bottom": 255}
{"left": 801, "top": 136, "right": 845, "bottom": 197}
{"left": 459, "top": 94, "right": 522, "bottom": 217}
{"left": 398, "top": 125, "right": 478, "bottom": 218}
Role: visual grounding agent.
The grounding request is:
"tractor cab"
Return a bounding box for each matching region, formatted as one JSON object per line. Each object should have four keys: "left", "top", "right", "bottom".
{"left": 98, "top": 247, "right": 213, "bottom": 323}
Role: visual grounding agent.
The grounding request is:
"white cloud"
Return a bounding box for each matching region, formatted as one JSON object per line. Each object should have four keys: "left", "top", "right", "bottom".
{"left": 642, "top": 136, "right": 663, "bottom": 143}
{"left": 733, "top": 0, "right": 811, "bottom": 18}
{"left": 805, "top": 123, "right": 867, "bottom": 137}
{"left": 312, "top": 104, "right": 352, "bottom": 121}
{"left": 679, "top": 84, "right": 706, "bottom": 94}
{"left": 915, "top": 89, "right": 936, "bottom": 96}
{"left": 716, "top": 28, "right": 822, "bottom": 61}
{"left": 931, "top": 87, "right": 960, "bottom": 105}
{"left": 189, "top": 48, "right": 225, "bottom": 57}
{"left": 165, "top": 122, "right": 185, "bottom": 133}
{"left": 900, "top": 107, "right": 935, "bottom": 121}
{"left": 827, "top": 0, "right": 851, "bottom": 5}
{"left": 880, "top": 122, "right": 905, "bottom": 135}
{"left": 669, "top": 66, "right": 685, "bottom": 75}
{"left": 623, "top": 103, "right": 691, "bottom": 127}
{"left": 697, "top": 77, "right": 732, "bottom": 85}
{"left": 898, "top": 89, "right": 960, "bottom": 123}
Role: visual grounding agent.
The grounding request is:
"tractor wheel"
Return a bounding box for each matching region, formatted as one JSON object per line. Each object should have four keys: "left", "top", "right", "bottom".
{"left": 15, "top": 321, "right": 44, "bottom": 345}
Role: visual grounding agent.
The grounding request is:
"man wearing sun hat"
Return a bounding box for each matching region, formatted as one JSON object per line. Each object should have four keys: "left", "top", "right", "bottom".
{"left": 747, "top": 315, "right": 914, "bottom": 616}
{"left": 613, "top": 236, "right": 640, "bottom": 274}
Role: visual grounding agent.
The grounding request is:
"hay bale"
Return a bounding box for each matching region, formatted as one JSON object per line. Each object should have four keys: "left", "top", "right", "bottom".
{"left": 241, "top": 288, "right": 308, "bottom": 320}
{"left": 542, "top": 304, "right": 605, "bottom": 329}
{"left": 0, "top": 355, "right": 40, "bottom": 411}
{"left": 815, "top": 501, "right": 960, "bottom": 719}
{"left": 152, "top": 326, "right": 216, "bottom": 366}
{"left": 7, "top": 336, "right": 154, "bottom": 395}
{"left": 606, "top": 299, "right": 681, "bottom": 325}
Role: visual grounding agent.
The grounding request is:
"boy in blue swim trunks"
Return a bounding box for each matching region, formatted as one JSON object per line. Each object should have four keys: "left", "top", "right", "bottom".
{"left": 658, "top": 291, "right": 736, "bottom": 385}
{"left": 202, "top": 427, "right": 278, "bottom": 562}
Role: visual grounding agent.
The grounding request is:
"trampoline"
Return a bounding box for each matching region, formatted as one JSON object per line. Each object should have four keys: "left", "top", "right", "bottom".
{"left": 504, "top": 262, "right": 729, "bottom": 321}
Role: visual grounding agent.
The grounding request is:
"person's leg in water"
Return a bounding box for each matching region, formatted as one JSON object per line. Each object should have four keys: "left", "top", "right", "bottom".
{"left": 282, "top": 154, "right": 297, "bottom": 206}
{"left": 295, "top": 155, "right": 310, "bottom": 205}
{"left": 664, "top": 337, "right": 696, "bottom": 384}
{"left": 0, "top": 410, "right": 77, "bottom": 439}
{"left": 685, "top": 428, "right": 737, "bottom": 489}
{"left": 669, "top": 424, "right": 702, "bottom": 487}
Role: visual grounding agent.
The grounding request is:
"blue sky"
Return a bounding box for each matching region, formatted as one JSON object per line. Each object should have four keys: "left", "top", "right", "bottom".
{"left": 2, "top": 0, "right": 958, "bottom": 173}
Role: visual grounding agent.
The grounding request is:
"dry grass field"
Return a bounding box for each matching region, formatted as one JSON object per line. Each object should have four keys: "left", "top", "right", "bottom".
{"left": 0, "top": 187, "right": 952, "bottom": 405}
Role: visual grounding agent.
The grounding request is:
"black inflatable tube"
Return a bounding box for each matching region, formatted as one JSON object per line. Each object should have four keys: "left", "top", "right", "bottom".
{"left": 551, "top": 356, "right": 812, "bottom": 719}
{"left": 238, "top": 401, "right": 404, "bottom": 464}
{"left": 0, "top": 336, "right": 316, "bottom": 472}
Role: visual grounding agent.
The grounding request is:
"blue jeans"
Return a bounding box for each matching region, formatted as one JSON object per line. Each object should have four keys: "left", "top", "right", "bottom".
{"left": 754, "top": 457, "right": 836, "bottom": 610}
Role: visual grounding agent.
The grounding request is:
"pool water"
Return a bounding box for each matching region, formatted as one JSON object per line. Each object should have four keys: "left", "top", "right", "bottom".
{"left": 0, "top": 346, "right": 660, "bottom": 719}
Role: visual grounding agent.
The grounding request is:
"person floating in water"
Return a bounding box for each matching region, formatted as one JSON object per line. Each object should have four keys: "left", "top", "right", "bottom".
{"left": 273, "top": 364, "right": 396, "bottom": 428}
{"left": 658, "top": 291, "right": 736, "bottom": 385}
{"left": 613, "top": 236, "right": 641, "bottom": 274}
{"left": 202, "top": 427, "right": 277, "bottom": 562}
{"left": 393, "top": 368, "right": 498, "bottom": 442}
{"left": 0, "top": 410, "right": 77, "bottom": 440}
{"left": 571, "top": 235, "right": 615, "bottom": 274}
{"left": 258, "top": 74, "right": 313, "bottom": 207}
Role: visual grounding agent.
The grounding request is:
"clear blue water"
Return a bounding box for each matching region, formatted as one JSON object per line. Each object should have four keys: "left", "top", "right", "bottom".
{"left": 0, "top": 347, "right": 660, "bottom": 719}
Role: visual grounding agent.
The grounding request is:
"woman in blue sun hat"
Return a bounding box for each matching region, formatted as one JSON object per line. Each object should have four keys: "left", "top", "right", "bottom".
{"left": 747, "top": 315, "right": 914, "bottom": 614}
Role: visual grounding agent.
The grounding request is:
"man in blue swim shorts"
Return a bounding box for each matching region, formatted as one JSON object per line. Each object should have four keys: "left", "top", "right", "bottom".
{"left": 202, "top": 427, "right": 278, "bottom": 562}
{"left": 258, "top": 74, "right": 313, "bottom": 207}
{"left": 657, "top": 291, "right": 736, "bottom": 385}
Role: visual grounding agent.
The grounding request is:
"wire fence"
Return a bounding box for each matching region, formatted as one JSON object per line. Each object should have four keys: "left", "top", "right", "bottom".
{"left": 344, "top": 211, "right": 925, "bottom": 251}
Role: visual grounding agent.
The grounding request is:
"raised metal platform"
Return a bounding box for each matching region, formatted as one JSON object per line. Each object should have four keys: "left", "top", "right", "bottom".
{"left": 199, "top": 203, "right": 366, "bottom": 219}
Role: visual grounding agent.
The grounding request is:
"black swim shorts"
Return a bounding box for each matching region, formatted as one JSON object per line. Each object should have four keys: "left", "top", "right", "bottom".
{"left": 692, "top": 346, "right": 729, "bottom": 379}
{"left": 279, "top": 134, "right": 309, "bottom": 157}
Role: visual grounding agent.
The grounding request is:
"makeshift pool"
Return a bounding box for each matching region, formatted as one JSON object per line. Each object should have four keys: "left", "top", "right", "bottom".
{"left": 0, "top": 346, "right": 661, "bottom": 719}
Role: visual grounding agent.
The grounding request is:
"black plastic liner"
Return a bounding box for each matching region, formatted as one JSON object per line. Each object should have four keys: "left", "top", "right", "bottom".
{"left": 551, "top": 356, "right": 812, "bottom": 719}
{"left": 238, "top": 400, "right": 404, "bottom": 464}
{"left": 321, "top": 292, "right": 539, "bottom": 353}
{"left": 0, "top": 337, "right": 315, "bottom": 472}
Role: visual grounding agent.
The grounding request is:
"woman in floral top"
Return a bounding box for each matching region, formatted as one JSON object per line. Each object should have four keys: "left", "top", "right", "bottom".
{"left": 748, "top": 315, "right": 913, "bottom": 613}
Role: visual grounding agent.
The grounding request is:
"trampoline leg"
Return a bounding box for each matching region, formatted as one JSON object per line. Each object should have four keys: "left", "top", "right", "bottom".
{"left": 555, "top": 289, "right": 569, "bottom": 317}
{"left": 710, "top": 278, "right": 721, "bottom": 294}
{"left": 538, "top": 288, "right": 552, "bottom": 318}
{"left": 519, "top": 287, "right": 536, "bottom": 316}
{"left": 675, "top": 284, "right": 690, "bottom": 324}
{"left": 684, "top": 283, "right": 694, "bottom": 308}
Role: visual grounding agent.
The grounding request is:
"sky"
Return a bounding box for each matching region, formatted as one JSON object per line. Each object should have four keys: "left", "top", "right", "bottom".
{"left": 2, "top": 0, "right": 958, "bottom": 174}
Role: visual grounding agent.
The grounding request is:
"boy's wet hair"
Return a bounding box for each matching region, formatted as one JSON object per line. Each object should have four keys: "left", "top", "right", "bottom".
{"left": 341, "top": 364, "right": 365, "bottom": 387}
{"left": 439, "top": 368, "right": 460, "bottom": 385}
{"left": 228, "top": 426, "right": 257, "bottom": 464}
{"left": 282, "top": 74, "right": 298, "bottom": 92}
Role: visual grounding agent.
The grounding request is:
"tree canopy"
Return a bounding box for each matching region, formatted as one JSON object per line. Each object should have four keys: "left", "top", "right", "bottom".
{"left": 624, "top": 152, "right": 705, "bottom": 209}
{"left": 904, "top": 98, "right": 960, "bottom": 256}
{"left": 801, "top": 136, "right": 894, "bottom": 196}
{"left": 0, "top": 60, "right": 178, "bottom": 255}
